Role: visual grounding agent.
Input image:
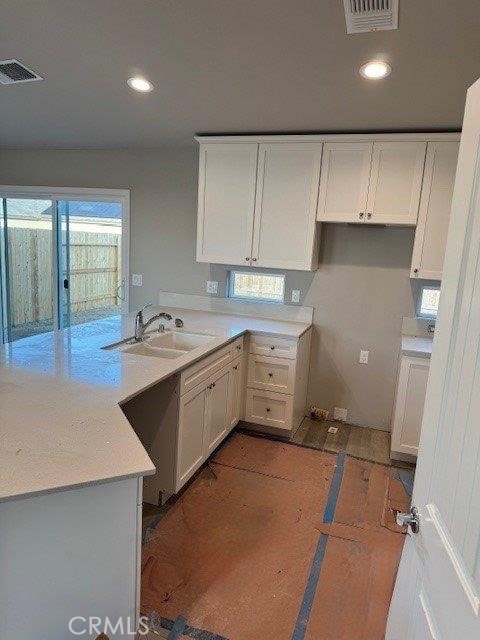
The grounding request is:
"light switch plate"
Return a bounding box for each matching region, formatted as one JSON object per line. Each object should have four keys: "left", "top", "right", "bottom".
{"left": 131, "top": 274, "right": 143, "bottom": 286}
{"left": 291, "top": 289, "right": 301, "bottom": 303}
{"left": 206, "top": 280, "right": 218, "bottom": 294}
{"left": 359, "top": 350, "right": 369, "bottom": 364}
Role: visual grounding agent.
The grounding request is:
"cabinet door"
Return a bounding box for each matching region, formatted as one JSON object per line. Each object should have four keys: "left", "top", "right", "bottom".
{"left": 366, "top": 141, "right": 427, "bottom": 225}
{"left": 196, "top": 142, "right": 257, "bottom": 266}
{"left": 317, "top": 142, "right": 372, "bottom": 223}
{"left": 411, "top": 140, "right": 460, "bottom": 280}
{"left": 204, "top": 364, "right": 230, "bottom": 455}
{"left": 391, "top": 355, "right": 430, "bottom": 457}
{"left": 252, "top": 143, "right": 322, "bottom": 270}
{"left": 227, "top": 357, "right": 244, "bottom": 431}
{"left": 176, "top": 384, "right": 207, "bottom": 490}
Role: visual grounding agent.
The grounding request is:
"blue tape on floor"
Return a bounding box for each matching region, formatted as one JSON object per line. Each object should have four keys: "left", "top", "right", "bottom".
{"left": 323, "top": 451, "right": 346, "bottom": 524}
{"left": 291, "top": 533, "right": 329, "bottom": 640}
{"left": 148, "top": 613, "right": 229, "bottom": 640}
{"left": 169, "top": 615, "right": 188, "bottom": 639}
{"left": 291, "top": 451, "right": 346, "bottom": 640}
{"left": 392, "top": 467, "right": 414, "bottom": 497}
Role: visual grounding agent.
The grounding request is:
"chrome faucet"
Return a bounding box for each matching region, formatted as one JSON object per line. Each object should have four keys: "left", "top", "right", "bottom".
{"left": 134, "top": 304, "right": 172, "bottom": 342}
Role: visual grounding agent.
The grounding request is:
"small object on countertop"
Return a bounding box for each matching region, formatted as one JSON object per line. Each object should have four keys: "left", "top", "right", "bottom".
{"left": 174, "top": 317, "right": 184, "bottom": 328}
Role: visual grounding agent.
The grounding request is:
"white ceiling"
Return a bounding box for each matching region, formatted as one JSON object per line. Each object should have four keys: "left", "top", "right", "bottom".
{"left": 1, "top": 0, "right": 479, "bottom": 148}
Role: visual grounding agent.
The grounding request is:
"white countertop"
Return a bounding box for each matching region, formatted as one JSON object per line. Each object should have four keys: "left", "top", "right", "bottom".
{"left": 401, "top": 335, "right": 433, "bottom": 358}
{"left": 0, "top": 307, "right": 310, "bottom": 503}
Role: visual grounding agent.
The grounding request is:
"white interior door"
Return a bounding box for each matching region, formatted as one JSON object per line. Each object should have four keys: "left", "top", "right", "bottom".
{"left": 196, "top": 142, "right": 257, "bottom": 267}
{"left": 387, "top": 77, "right": 480, "bottom": 640}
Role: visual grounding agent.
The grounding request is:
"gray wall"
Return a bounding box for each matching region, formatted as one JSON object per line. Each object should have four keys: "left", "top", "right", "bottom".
{"left": 0, "top": 148, "right": 418, "bottom": 429}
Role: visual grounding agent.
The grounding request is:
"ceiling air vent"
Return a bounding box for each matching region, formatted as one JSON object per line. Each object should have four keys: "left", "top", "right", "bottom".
{"left": 0, "top": 59, "right": 43, "bottom": 85}
{"left": 343, "top": 0, "right": 399, "bottom": 34}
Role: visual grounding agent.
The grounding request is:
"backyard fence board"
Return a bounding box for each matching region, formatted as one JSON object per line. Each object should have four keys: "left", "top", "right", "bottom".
{"left": 7, "top": 227, "right": 121, "bottom": 326}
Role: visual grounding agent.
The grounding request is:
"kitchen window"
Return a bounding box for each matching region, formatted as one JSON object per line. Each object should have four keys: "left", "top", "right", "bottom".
{"left": 418, "top": 286, "right": 440, "bottom": 318}
{"left": 228, "top": 271, "right": 285, "bottom": 303}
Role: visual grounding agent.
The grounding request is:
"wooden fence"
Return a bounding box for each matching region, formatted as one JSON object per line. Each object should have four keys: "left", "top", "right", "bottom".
{"left": 7, "top": 226, "right": 121, "bottom": 326}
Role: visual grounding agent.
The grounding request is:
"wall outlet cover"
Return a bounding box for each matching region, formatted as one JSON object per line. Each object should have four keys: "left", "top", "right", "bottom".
{"left": 333, "top": 407, "right": 348, "bottom": 422}
{"left": 291, "top": 289, "right": 301, "bottom": 303}
{"left": 206, "top": 280, "right": 218, "bottom": 294}
{"left": 131, "top": 274, "right": 143, "bottom": 286}
{"left": 359, "top": 349, "right": 369, "bottom": 364}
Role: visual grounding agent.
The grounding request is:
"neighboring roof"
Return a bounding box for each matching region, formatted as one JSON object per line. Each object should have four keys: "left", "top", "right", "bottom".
{"left": 0, "top": 0, "right": 478, "bottom": 149}
{"left": 5, "top": 199, "right": 122, "bottom": 220}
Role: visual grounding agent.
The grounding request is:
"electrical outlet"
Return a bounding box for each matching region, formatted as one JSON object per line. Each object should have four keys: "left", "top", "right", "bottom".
{"left": 291, "top": 289, "right": 301, "bottom": 303}
{"left": 131, "top": 274, "right": 143, "bottom": 286}
{"left": 206, "top": 280, "right": 218, "bottom": 294}
{"left": 359, "top": 349, "right": 369, "bottom": 364}
{"left": 333, "top": 407, "right": 348, "bottom": 422}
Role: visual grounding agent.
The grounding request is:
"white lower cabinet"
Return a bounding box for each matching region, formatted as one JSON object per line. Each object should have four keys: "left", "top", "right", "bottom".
{"left": 133, "top": 329, "right": 310, "bottom": 502}
{"left": 391, "top": 355, "right": 430, "bottom": 459}
{"left": 244, "top": 329, "right": 311, "bottom": 434}
{"left": 228, "top": 356, "right": 244, "bottom": 429}
{"left": 177, "top": 382, "right": 208, "bottom": 490}
{"left": 204, "top": 363, "right": 231, "bottom": 456}
{"left": 133, "top": 338, "right": 245, "bottom": 503}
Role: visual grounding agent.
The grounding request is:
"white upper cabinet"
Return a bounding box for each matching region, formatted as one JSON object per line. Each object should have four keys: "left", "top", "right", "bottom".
{"left": 410, "top": 141, "right": 460, "bottom": 280}
{"left": 366, "top": 141, "right": 427, "bottom": 225}
{"left": 196, "top": 142, "right": 257, "bottom": 266}
{"left": 252, "top": 143, "right": 322, "bottom": 270}
{"left": 317, "top": 140, "right": 427, "bottom": 225}
{"left": 317, "top": 142, "right": 372, "bottom": 223}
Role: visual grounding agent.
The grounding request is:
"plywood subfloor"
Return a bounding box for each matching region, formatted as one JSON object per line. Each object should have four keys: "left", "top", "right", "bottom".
{"left": 141, "top": 433, "right": 412, "bottom": 640}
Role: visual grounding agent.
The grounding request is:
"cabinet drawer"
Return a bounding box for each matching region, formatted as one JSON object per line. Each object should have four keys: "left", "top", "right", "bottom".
{"left": 249, "top": 333, "right": 297, "bottom": 359}
{"left": 231, "top": 336, "right": 244, "bottom": 358}
{"left": 245, "top": 389, "right": 293, "bottom": 431}
{"left": 180, "top": 343, "right": 232, "bottom": 396}
{"left": 247, "top": 354, "right": 295, "bottom": 394}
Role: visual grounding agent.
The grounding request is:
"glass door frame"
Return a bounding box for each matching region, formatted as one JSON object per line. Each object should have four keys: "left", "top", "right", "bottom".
{"left": 0, "top": 185, "right": 130, "bottom": 343}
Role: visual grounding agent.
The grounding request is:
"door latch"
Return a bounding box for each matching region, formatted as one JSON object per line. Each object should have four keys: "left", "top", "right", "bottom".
{"left": 396, "top": 506, "right": 420, "bottom": 533}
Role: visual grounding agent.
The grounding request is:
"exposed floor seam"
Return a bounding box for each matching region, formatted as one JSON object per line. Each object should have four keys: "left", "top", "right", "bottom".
{"left": 209, "top": 459, "right": 296, "bottom": 482}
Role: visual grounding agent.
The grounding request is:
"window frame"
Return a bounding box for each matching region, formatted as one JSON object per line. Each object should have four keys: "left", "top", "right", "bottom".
{"left": 417, "top": 285, "right": 441, "bottom": 319}
{"left": 227, "top": 270, "right": 286, "bottom": 304}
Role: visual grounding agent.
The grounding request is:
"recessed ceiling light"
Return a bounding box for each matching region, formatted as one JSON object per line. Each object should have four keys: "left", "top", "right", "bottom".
{"left": 359, "top": 60, "right": 391, "bottom": 80}
{"left": 127, "top": 77, "right": 153, "bottom": 92}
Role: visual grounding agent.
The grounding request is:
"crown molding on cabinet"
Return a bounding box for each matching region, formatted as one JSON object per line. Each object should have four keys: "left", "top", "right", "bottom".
{"left": 195, "top": 132, "right": 461, "bottom": 144}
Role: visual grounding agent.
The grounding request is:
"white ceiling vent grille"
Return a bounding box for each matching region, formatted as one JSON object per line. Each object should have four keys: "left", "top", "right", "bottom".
{"left": 343, "top": 0, "right": 399, "bottom": 34}
{"left": 0, "top": 59, "right": 43, "bottom": 85}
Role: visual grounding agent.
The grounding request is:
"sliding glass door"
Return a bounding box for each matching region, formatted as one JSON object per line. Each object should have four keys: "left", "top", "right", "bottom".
{"left": 58, "top": 200, "right": 124, "bottom": 329}
{"left": 0, "top": 198, "right": 55, "bottom": 342}
{"left": 0, "top": 189, "right": 129, "bottom": 344}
